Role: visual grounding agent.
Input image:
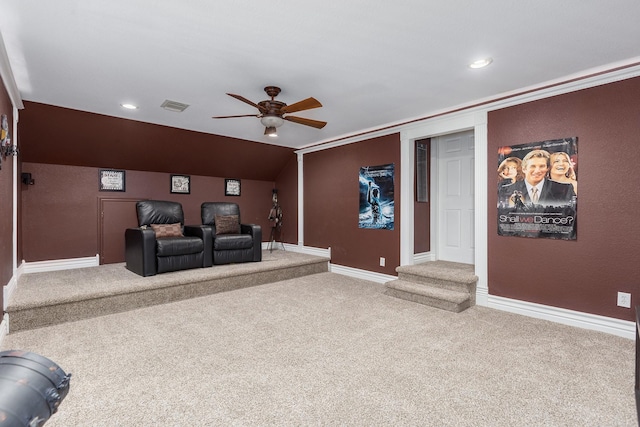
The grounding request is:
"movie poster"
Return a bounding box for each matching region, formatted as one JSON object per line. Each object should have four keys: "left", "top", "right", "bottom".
{"left": 497, "top": 137, "right": 577, "bottom": 240}
{"left": 359, "top": 163, "right": 394, "bottom": 230}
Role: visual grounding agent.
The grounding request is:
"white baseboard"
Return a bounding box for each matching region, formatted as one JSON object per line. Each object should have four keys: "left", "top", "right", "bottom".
{"left": 487, "top": 294, "right": 635, "bottom": 340}
{"left": 21, "top": 254, "right": 100, "bottom": 274}
{"left": 0, "top": 313, "right": 8, "bottom": 349}
{"left": 329, "top": 259, "right": 633, "bottom": 339}
{"left": 330, "top": 263, "right": 397, "bottom": 284}
{"left": 413, "top": 252, "right": 435, "bottom": 264}
{"left": 3, "top": 275, "right": 17, "bottom": 312}
{"left": 284, "top": 244, "right": 331, "bottom": 258}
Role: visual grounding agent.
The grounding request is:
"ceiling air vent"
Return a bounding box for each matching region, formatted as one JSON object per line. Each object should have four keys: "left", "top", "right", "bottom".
{"left": 160, "top": 100, "right": 190, "bottom": 112}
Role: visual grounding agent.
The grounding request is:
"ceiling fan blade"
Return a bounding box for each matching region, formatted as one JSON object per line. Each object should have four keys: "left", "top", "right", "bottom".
{"left": 281, "top": 97, "right": 322, "bottom": 114}
{"left": 226, "top": 93, "right": 267, "bottom": 113}
{"left": 211, "top": 114, "right": 259, "bottom": 119}
{"left": 283, "top": 115, "right": 327, "bottom": 129}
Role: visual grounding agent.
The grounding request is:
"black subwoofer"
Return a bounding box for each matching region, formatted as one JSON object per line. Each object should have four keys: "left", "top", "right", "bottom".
{"left": 0, "top": 350, "right": 71, "bottom": 426}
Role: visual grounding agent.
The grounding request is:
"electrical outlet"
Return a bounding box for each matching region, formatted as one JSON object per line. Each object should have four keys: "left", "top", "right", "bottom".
{"left": 617, "top": 292, "right": 631, "bottom": 308}
{"left": 379, "top": 257, "right": 385, "bottom": 267}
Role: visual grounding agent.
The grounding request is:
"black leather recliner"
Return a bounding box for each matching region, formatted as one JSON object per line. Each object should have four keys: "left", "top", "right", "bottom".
{"left": 201, "top": 202, "right": 262, "bottom": 265}
{"left": 125, "top": 200, "right": 212, "bottom": 276}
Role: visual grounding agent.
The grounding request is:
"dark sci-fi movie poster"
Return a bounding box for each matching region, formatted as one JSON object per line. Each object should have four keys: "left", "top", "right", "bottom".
{"left": 497, "top": 137, "right": 577, "bottom": 240}
{"left": 359, "top": 163, "right": 394, "bottom": 230}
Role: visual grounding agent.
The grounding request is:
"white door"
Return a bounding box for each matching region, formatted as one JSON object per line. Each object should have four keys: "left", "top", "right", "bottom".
{"left": 435, "top": 130, "right": 475, "bottom": 264}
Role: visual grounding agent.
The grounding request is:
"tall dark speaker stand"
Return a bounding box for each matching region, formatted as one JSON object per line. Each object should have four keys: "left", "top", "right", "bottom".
{"left": 268, "top": 225, "right": 285, "bottom": 253}
{"left": 268, "top": 188, "right": 284, "bottom": 252}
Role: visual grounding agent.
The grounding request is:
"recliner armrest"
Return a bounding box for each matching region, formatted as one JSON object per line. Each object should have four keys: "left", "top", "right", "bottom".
{"left": 125, "top": 227, "right": 157, "bottom": 276}
{"left": 184, "top": 225, "right": 213, "bottom": 268}
{"left": 241, "top": 224, "right": 262, "bottom": 262}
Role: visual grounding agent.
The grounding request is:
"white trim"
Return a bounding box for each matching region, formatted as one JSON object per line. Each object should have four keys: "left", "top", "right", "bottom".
{"left": 297, "top": 152, "right": 304, "bottom": 246}
{"left": 330, "top": 263, "right": 396, "bottom": 284}
{"left": 0, "top": 313, "right": 8, "bottom": 348}
{"left": 0, "top": 31, "right": 24, "bottom": 109}
{"left": 330, "top": 263, "right": 633, "bottom": 339}
{"left": 295, "top": 59, "right": 640, "bottom": 155}
{"left": 413, "top": 252, "right": 434, "bottom": 264}
{"left": 484, "top": 60, "right": 640, "bottom": 114}
{"left": 399, "top": 134, "right": 414, "bottom": 266}
{"left": 261, "top": 242, "right": 330, "bottom": 258}
{"left": 472, "top": 113, "right": 489, "bottom": 307}
{"left": 21, "top": 254, "right": 100, "bottom": 274}
{"left": 12, "top": 107, "right": 18, "bottom": 275}
{"left": 488, "top": 295, "right": 635, "bottom": 340}
{"left": 286, "top": 244, "right": 331, "bottom": 258}
{"left": 2, "top": 275, "right": 17, "bottom": 312}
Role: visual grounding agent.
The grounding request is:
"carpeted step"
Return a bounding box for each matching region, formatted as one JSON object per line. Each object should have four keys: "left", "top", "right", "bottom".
{"left": 396, "top": 261, "right": 477, "bottom": 290}
{"left": 384, "top": 279, "right": 471, "bottom": 313}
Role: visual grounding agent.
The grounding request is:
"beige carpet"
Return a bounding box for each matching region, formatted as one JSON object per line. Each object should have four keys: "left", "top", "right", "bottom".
{"left": 2, "top": 272, "right": 636, "bottom": 426}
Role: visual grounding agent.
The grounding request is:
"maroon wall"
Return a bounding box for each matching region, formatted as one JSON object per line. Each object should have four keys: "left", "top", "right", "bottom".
{"left": 488, "top": 76, "right": 640, "bottom": 321}
{"left": 274, "top": 154, "right": 298, "bottom": 244}
{"left": 19, "top": 102, "right": 294, "bottom": 181}
{"left": 0, "top": 82, "right": 13, "bottom": 311}
{"left": 304, "top": 134, "right": 400, "bottom": 275}
{"left": 16, "top": 101, "right": 299, "bottom": 264}
{"left": 20, "top": 162, "right": 278, "bottom": 262}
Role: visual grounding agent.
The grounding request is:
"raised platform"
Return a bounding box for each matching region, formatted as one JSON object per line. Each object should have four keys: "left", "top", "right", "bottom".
{"left": 7, "top": 250, "right": 329, "bottom": 333}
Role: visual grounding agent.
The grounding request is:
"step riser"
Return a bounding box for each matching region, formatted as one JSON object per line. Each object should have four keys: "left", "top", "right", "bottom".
{"left": 397, "top": 272, "right": 476, "bottom": 294}
{"left": 9, "top": 261, "right": 328, "bottom": 333}
{"left": 384, "top": 288, "right": 470, "bottom": 313}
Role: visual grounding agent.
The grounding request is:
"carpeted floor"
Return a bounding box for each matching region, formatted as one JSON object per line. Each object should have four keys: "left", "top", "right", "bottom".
{"left": 2, "top": 271, "right": 636, "bottom": 426}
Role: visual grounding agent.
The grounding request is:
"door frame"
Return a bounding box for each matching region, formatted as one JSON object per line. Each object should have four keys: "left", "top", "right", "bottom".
{"left": 400, "top": 110, "right": 488, "bottom": 305}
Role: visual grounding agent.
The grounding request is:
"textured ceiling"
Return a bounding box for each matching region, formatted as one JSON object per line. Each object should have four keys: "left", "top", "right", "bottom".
{"left": 1, "top": 1, "right": 640, "bottom": 149}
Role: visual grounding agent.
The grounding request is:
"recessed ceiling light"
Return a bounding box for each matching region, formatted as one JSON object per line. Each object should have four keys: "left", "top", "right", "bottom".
{"left": 469, "top": 57, "right": 493, "bottom": 69}
{"left": 120, "top": 103, "right": 138, "bottom": 110}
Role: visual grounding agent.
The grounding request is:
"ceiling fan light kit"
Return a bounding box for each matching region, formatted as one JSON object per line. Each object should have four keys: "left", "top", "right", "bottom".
{"left": 260, "top": 115, "right": 284, "bottom": 128}
{"left": 212, "top": 86, "right": 327, "bottom": 137}
{"left": 264, "top": 126, "right": 278, "bottom": 137}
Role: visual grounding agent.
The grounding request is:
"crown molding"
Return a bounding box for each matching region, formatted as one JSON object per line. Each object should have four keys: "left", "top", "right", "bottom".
{"left": 0, "top": 31, "right": 23, "bottom": 110}
{"left": 297, "top": 58, "right": 640, "bottom": 154}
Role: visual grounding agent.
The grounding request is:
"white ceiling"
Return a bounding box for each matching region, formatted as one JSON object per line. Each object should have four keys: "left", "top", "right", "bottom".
{"left": 1, "top": 1, "right": 640, "bottom": 149}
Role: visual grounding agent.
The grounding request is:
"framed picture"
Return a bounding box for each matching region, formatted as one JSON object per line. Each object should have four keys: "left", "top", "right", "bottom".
{"left": 99, "top": 169, "right": 126, "bottom": 192}
{"left": 225, "top": 178, "right": 241, "bottom": 196}
{"left": 170, "top": 174, "right": 190, "bottom": 194}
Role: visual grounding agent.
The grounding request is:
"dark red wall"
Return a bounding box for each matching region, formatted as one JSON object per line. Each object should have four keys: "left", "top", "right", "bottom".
{"left": 0, "top": 82, "right": 13, "bottom": 311}
{"left": 19, "top": 102, "right": 294, "bottom": 181}
{"left": 303, "top": 134, "right": 401, "bottom": 275}
{"left": 488, "top": 76, "right": 640, "bottom": 321}
{"left": 16, "top": 101, "right": 299, "bottom": 263}
{"left": 274, "top": 154, "right": 298, "bottom": 244}
{"left": 20, "top": 162, "right": 280, "bottom": 262}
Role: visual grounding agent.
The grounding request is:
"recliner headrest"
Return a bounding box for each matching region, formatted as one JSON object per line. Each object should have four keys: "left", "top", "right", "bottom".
{"left": 137, "top": 200, "right": 184, "bottom": 226}
{"left": 201, "top": 202, "right": 240, "bottom": 226}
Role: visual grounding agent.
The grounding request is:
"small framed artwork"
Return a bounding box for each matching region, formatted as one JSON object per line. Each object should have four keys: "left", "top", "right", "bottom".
{"left": 99, "top": 169, "right": 126, "bottom": 192}
{"left": 170, "top": 174, "right": 190, "bottom": 194}
{"left": 225, "top": 178, "right": 241, "bottom": 196}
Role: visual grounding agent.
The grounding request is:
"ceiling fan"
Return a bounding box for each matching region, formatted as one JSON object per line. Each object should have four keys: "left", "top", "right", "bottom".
{"left": 212, "top": 86, "right": 327, "bottom": 137}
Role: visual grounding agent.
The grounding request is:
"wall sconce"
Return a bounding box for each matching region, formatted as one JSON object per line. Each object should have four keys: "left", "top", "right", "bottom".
{"left": 21, "top": 172, "right": 34, "bottom": 185}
